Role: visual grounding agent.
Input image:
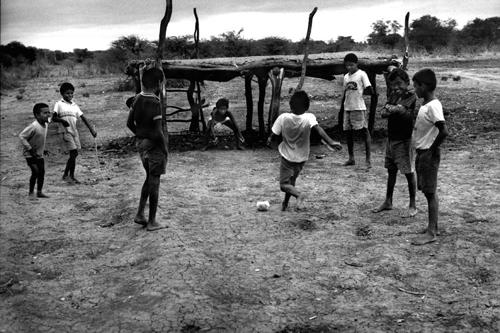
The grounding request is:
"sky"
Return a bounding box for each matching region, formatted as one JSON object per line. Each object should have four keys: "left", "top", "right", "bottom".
{"left": 1, "top": 0, "right": 499, "bottom": 51}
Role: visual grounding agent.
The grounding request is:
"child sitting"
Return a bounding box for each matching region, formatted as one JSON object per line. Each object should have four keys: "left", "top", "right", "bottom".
{"left": 372, "top": 68, "right": 417, "bottom": 218}
{"left": 203, "top": 98, "right": 245, "bottom": 150}
{"left": 19, "top": 103, "right": 52, "bottom": 198}
{"left": 268, "top": 90, "right": 342, "bottom": 211}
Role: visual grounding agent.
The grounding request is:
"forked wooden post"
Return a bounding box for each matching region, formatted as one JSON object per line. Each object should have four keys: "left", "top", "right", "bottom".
{"left": 402, "top": 12, "right": 410, "bottom": 70}
{"left": 268, "top": 67, "right": 285, "bottom": 132}
{"left": 296, "top": 7, "right": 318, "bottom": 91}
{"left": 244, "top": 73, "right": 254, "bottom": 132}
{"left": 157, "top": 0, "right": 173, "bottom": 135}
{"left": 367, "top": 71, "right": 378, "bottom": 134}
{"left": 257, "top": 75, "right": 268, "bottom": 137}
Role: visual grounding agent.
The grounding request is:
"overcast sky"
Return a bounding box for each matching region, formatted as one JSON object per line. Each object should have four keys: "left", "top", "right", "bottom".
{"left": 1, "top": 0, "right": 499, "bottom": 51}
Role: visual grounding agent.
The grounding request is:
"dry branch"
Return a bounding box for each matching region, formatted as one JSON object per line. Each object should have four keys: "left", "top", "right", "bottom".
{"left": 296, "top": 7, "right": 318, "bottom": 91}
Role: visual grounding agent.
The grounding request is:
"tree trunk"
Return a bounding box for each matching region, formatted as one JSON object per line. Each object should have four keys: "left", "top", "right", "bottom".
{"left": 257, "top": 75, "right": 268, "bottom": 137}
{"left": 245, "top": 73, "right": 254, "bottom": 132}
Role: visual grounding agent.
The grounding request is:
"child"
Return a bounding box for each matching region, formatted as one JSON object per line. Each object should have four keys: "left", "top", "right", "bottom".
{"left": 52, "top": 82, "right": 97, "bottom": 183}
{"left": 19, "top": 103, "right": 52, "bottom": 198}
{"left": 268, "top": 90, "right": 342, "bottom": 211}
{"left": 203, "top": 98, "right": 245, "bottom": 150}
{"left": 372, "top": 68, "right": 417, "bottom": 218}
{"left": 342, "top": 53, "right": 374, "bottom": 169}
{"left": 127, "top": 67, "right": 169, "bottom": 231}
{"left": 411, "top": 69, "right": 448, "bottom": 245}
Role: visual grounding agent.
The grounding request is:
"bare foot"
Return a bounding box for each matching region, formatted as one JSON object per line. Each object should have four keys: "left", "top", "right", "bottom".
{"left": 366, "top": 160, "right": 372, "bottom": 170}
{"left": 134, "top": 214, "right": 147, "bottom": 226}
{"left": 372, "top": 202, "right": 392, "bottom": 213}
{"left": 411, "top": 233, "right": 437, "bottom": 246}
{"left": 296, "top": 195, "right": 307, "bottom": 211}
{"left": 281, "top": 202, "right": 288, "bottom": 211}
{"left": 418, "top": 228, "right": 440, "bottom": 236}
{"left": 36, "top": 192, "right": 49, "bottom": 198}
{"left": 28, "top": 192, "right": 37, "bottom": 200}
{"left": 401, "top": 208, "right": 417, "bottom": 218}
{"left": 236, "top": 145, "right": 245, "bottom": 150}
{"left": 343, "top": 159, "right": 355, "bottom": 166}
{"left": 146, "top": 221, "right": 168, "bottom": 231}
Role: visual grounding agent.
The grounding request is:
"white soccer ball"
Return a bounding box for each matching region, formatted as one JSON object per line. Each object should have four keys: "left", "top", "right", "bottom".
{"left": 256, "top": 200, "right": 270, "bottom": 211}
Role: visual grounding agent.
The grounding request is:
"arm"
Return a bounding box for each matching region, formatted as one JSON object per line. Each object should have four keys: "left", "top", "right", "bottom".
{"left": 363, "top": 86, "right": 374, "bottom": 96}
{"left": 126, "top": 108, "right": 136, "bottom": 134}
{"left": 266, "top": 133, "right": 281, "bottom": 148}
{"left": 51, "top": 112, "right": 69, "bottom": 127}
{"left": 430, "top": 121, "right": 448, "bottom": 151}
{"left": 313, "top": 125, "right": 342, "bottom": 150}
{"left": 19, "top": 126, "right": 39, "bottom": 158}
{"left": 80, "top": 115, "right": 97, "bottom": 137}
{"left": 152, "top": 119, "right": 169, "bottom": 156}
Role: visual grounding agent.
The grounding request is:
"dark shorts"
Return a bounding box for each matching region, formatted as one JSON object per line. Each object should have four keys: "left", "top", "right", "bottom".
{"left": 279, "top": 157, "right": 305, "bottom": 185}
{"left": 136, "top": 138, "right": 167, "bottom": 176}
{"left": 384, "top": 139, "right": 414, "bottom": 174}
{"left": 415, "top": 148, "right": 440, "bottom": 193}
{"left": 26, "top": 157, "right": 45, "bottom": 169}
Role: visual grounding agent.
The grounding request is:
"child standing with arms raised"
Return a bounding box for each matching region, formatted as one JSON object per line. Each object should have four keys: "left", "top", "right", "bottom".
{"left": 19, "top": 103, "right": 52, "bottom": 198}
{"left": 52, "top": 82, "right": 97, "bottom": 184}
{"left": 268, "top": 90, "right": 342, "bottom": 211}
{"left": 411, "top": 69, "right": 448, "bottom": 245}
{"left": 342, "top": 53, "right": 374, "bottom": 169}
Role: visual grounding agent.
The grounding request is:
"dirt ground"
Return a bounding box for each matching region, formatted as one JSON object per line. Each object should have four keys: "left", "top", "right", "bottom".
{"left": 1, "top": 57, "right": 499, "bottom": 332}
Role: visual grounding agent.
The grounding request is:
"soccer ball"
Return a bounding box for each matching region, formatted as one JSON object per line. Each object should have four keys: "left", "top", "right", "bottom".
{"left": 256, "top": 201, "right": 270, "bottom": 211}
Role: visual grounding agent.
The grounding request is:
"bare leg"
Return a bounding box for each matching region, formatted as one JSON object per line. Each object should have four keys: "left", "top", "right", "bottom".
{"left": 344, "top": 130, "right": 355, "bottom": 165}
{"left": 134, "top": 176, "right": 149, "bottom": 226}
{"left": 401, "top": 172, "right": 417, "bottom": 218}
{"left": 281, "top": 179, "right": 306, "bottom": 210}
{"left": 281, "top": 177, "right": 296, "bottom": 211}
{"left": 225, "top": 121, "right": 244, "bottom": 150}
{"left": 364, "top": 128, "right": 372, "bottom": 169}
{"left": 146, "top": 175, "right": 167, "bottom": 231}
{"left": 412, "top": 192, "right": 438, "bottom": 245}
{"left": 372, "top": 169, "right": 396, "bottom": 213}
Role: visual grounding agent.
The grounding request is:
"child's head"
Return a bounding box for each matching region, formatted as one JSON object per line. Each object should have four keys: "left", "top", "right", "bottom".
{"left": 60, "top": 82, "right": 75, "bottom": 103}
{"left": 344, "top": 53, "right": 358, "bottom": 74}
{"left": 289, "top": 90, "right": 310, "bottom": 114}
{"left": 142, "top": 68, "right": 164, "bottom": 91}
{"left": 387, "top": 68, "right": 410, "bottom": 93}
{"left": 33, "top": 103, "right": 51, "bottom": 123}
{"left": 412, "top": 68, "right": 436, "bottom": 97}
{"left": 215, "top": 98, "right": 229, "bottom": 112}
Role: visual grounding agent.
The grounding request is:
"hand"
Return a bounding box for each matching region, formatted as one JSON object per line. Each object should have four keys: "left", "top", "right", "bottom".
{"left": 61, "top": 120, "right": 70, "bottom": 127}
{"left": 266, "top": 137, "right": 272, "bottom": 147}
{"left": 43, "top": 150, "right": 50, "bottom": 157}
{"left": 29, "top": 148, "right": 40, "bottom": 158}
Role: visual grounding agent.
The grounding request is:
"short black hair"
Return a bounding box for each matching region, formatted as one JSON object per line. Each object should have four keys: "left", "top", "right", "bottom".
{"left": 59, "top": 82, "right": 75, "bottom": 94}
{"left": 387, "top": 68, "right": 410, "bottom": 84}
{"left": 126, "top": 96, "right": 136, "bottom": 108}
{"left": 290, "top": 90, "right": 310, "bottom": 111}
{"left": 413, "top": 68, "right": 437, "bottom": 91}
{"left": 33, "top": 103, "right": 49, "bottom": 116}
{"left": 215, "top": 98, "right": 229, "bottom": 108}
{"left": 344, "top": 53, "right": 358, "bottom": 64}
{"left": 142, "top": 68, "right": 164, "bottom": 89}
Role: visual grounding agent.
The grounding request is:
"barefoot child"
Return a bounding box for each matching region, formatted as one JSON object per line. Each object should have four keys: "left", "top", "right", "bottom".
{"left": 372, "top": 68, "right": 417, "bottom": 218}
{"left": 203, "top": 98, "right": 245, "bottom": 150}
{"left": 19, "top": 103, "right": 51, "bottom": 198}
{"left": 342, "top": 53, "right": 374, "bottom": 169}
{"left": 268, "top": 90, "right": 342, "bottom": 211}
{"left": 411, "top": 69, "right": 448, "bottom": 245}
{"left": 52, "top": 82, "right": 97, "bottom": 184}
{"left": 127, "top": 67, "right": 169, "bottom": 231}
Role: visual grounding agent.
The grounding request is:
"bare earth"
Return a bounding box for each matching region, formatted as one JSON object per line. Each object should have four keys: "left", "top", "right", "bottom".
{"left": 1, "top": 58, "right": 499, "bottom": 332}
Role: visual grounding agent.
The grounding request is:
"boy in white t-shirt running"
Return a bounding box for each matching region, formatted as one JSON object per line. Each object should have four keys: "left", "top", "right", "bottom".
{"left": 411, "top": 69, "right": 448, "bottom": 246}
{"left": 268, "top": 90, "right": 342, "bottom": 211}
{"left": 342, "top": 53, "right": 374, "bottom": 169}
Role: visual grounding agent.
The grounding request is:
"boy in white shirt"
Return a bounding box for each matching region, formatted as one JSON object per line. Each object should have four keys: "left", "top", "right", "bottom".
{"left": 268, "top": 90, "right": 342, "bottom": 211}
{"left": 342, "top": 53, "right": 374, "bottom": 169}
{"left": 411, "top": 69, "right": 448, "bottom": 245}
{"left": 19, "top": 103, "right": 51, "bottom": 198}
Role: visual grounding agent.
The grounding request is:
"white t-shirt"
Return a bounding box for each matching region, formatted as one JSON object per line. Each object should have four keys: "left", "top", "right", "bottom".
{"left": 271, "top": 112, "right": 318, "bottom": 162}
{"left": 413, "top": 99, "right": 445, "bottom": 150}
{"left": 19, "top": 120, "right": 48, "bottom": 158}
{"left": 343, "top": 69, "right": 371, "bottom": 111}
{"left": 53, "top": 99, "right": 83, "bottom": 136}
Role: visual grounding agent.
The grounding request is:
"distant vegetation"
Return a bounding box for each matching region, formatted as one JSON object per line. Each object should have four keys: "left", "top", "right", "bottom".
{"left": 1, "top": 15, "right": 498, "bottom": 88}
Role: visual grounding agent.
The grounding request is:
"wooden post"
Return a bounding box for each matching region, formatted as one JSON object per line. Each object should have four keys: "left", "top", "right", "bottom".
{"left": 268, "top": 67, "right": 284, "bottom": 133}
{"left": 196, "top": 81, "right": 206, "bottom": 132}
{"left": 157, "top": 0, "right": 173, "bottom": 135}
{"left": 296, "top": 7, "right": 318, "bottom": 91}
{"left": 402, "top": 12, "right": 410, "bottom": 70}
{"left": 367, "top": 71, "right": 378, "bottom": 134}
{"left": 257, "top": 75, "right": 268, "bottom": 137}
{"left": 244, "top": 73, "right": 254, "bottom": 132}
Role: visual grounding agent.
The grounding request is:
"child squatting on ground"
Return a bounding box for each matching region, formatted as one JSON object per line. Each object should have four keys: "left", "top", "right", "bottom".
{"left": 51, "top": 82, "right": 97, "bottom": 184}
{"left": 127, "top": 67, "right": 169, "bottom": 231}
{"left": 203, "top": 98, "right": 245, "bottom": 150}
{"left": 372, "top": 68, "right": 418, "bottom": 218}
{"left": 411, "top": 68, "right": 448, "bottom": 246}
{"left": 19, "top": 103, "right": 52, "bottom": 198}
{"left": 342, "top": 53, "right": 374, "bottom": 169}
{"left": 268, "top": 90, "right": 342, "bottom": 211}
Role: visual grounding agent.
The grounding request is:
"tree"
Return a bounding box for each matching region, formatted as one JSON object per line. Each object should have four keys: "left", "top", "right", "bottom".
{"left": 73, "top": 48, "right": 93, "bottom": 63}
{"left": 368, "top": 20, "right": 403, "bottom": 49}
{"left": 410, "top": 15, "right": 457, "bottom": 52}
{"left": 111, "top": 35, "right": 153, "bottom": 58}
{"left": 459, "top": 17, "right": 500, "bottom": 49}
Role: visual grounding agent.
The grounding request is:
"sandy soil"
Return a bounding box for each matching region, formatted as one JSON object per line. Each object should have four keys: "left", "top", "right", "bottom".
{"left": 1, "top": 58, "right": 499, "bottom": 332}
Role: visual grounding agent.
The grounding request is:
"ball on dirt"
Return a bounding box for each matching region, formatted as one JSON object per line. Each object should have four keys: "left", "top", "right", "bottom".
{"left": 256, "top": 201, "right": 270, "bottom": 211}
